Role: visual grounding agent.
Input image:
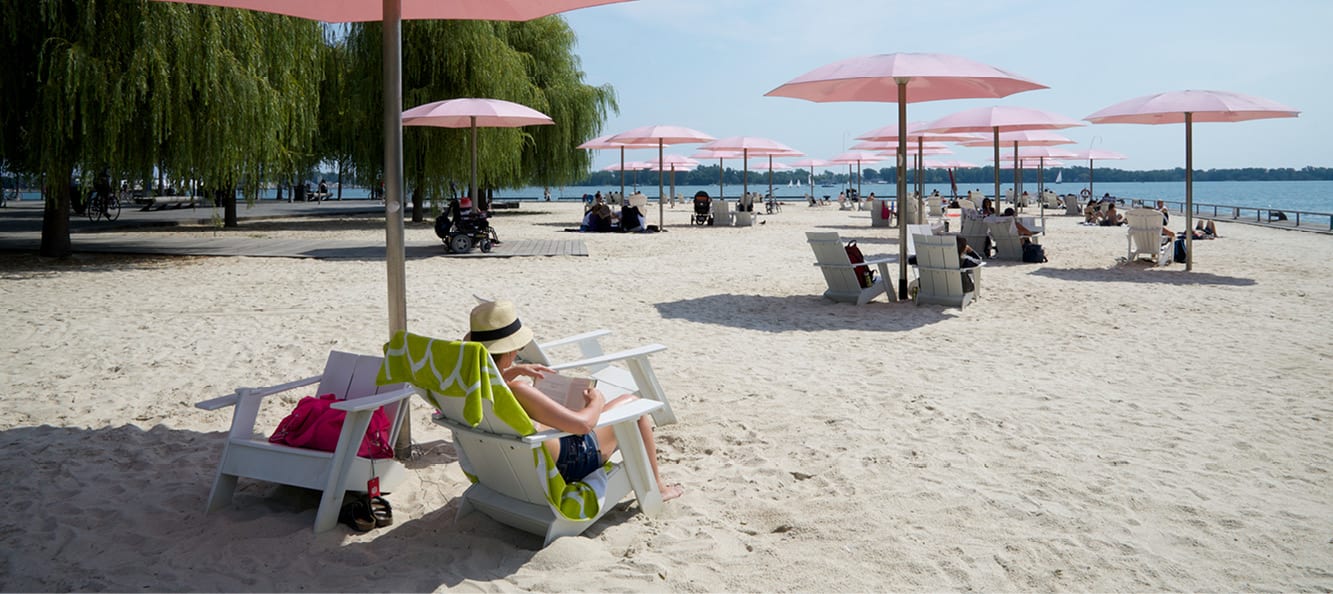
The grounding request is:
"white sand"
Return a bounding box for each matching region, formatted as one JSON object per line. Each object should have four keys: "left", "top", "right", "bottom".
{"left": 1, "top": 202, "right": 1330, "bottom": 592}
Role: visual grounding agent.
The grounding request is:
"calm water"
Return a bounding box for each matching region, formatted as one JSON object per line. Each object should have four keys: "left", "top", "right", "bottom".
{"left": 12, "top": 179, "right": 1332, "bottom": 214}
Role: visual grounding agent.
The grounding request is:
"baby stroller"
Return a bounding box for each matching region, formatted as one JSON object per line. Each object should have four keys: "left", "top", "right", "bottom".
{"left": 691, "top": 191, "right": 713, "bottom": 226}
{"left": 434, "top": 197, "right": 499, "bottom": 253}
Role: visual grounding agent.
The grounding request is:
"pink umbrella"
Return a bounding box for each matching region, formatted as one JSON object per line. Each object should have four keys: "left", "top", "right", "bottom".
{"left": 855, "top": 123, "right": 982, "bottom": 204}
{"left": 828, "top": 150, "right": 885, "bottom": 199}
{"left": 748, "top": 160, "right": 794, "bottom": 201}
{"left": 1085, "top": 89, "right": 1299, "bottom": 270}
{"left": 645, "top": 155, "right": 700, "bottom": 205}
{"left": 579, "top": 134, "right": 660, "bottom": 198}
{"left": 767, "top": 53, "right": 1046, "bottom": 299}
{"left": 153, "top": 0, "right": 630, "bottom": 345}
{"left": 921, "top": 106, "right": 1084, "bottom": 215}
{"left": 608, "top": 125, "right": 715, "bottom": 229}
{"left": 698, "top": 136, "right": 801, "bottom": 201}
{"left": 1067, "top": 148, "right": 1128, "bottom": 199}
{"left": 402, "top": 98, "right": 553, "bottom": 209}
{"left": 690, "top": 148, "right": 743, "bottom": 201}
{"left": 601, "top": 160, "right": 653, "bottom": 192}
{"left": 787, "top": 157, "right": 833, "bottom": 199}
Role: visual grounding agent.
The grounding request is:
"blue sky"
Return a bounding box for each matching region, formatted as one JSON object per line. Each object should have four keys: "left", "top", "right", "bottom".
{"left": 560, "top": 0, "right": 1331, "bottom": 173}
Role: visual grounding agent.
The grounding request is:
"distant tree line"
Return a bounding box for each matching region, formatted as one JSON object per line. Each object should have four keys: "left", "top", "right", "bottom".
{"left": 578, "top": 165, "right": 1333, "bottom": 188}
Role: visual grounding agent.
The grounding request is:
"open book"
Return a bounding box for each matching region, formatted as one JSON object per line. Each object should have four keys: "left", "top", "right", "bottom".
{"left": 534, "top": 373, "right": 597, "bottom": 411}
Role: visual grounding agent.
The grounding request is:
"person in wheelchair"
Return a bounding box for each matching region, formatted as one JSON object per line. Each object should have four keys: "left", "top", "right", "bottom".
{"left": 434, "top": 197, "right": 499, "bottom": 252}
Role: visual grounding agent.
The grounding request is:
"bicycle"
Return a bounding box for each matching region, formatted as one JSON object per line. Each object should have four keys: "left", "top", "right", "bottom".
{"left": 84, "top": 189, "right": 122, "bottom": 222}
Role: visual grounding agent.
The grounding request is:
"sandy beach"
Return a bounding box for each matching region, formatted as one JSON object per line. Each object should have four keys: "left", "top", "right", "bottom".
{"left": 1, "top": 201, "right": 1329, "bottom": 592}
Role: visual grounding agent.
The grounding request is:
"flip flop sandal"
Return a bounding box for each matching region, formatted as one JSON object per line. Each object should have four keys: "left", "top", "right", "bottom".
{"left": 369, "top": 496, "right": 393, "bottom": 528}
{"left": 339, "top": 497, "right": 375, "bottom": 532}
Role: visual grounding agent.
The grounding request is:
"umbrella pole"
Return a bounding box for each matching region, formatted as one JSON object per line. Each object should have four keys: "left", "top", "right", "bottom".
{"left": 620, "top": 147, "right": 625, "bottom": 199}
{"left": 470, "top": 117, "right": 478, "bottom": 209}
{"left": 1039, "top": 158, "right": 1046, "bottom": 234}
{"left": 992, "top": 127, "right": 1000, "bottom": 213}
{"left": 743, "top": 149, "right": 749, "bottom": 202}
{"left": 381, "top": 0, "right": 409, "bottom": 457}
{"left": 895, "top": 79, "right": 908, "bottom": 301}
{"left": 1088, "top": 158, "right": 1095, "bottom": 198}
{"left": 768, "top": 155, "right": 774, "bottom": 203}
{"left": 1012, "top": 140, "right": 1020, "bottom": 212}
{"left": 718, "top": 158, "right": 724, "bottom": 201}
{"left": 658, "top": 141, "right": 664, "bottom": 230}
{"left": 1185, "top": 112, "right": 1194, "bottom": 272}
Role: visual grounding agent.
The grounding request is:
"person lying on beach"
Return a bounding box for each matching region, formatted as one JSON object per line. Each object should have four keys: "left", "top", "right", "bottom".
{"left": 466, "top": 300, "right": 684, "bottom": 502}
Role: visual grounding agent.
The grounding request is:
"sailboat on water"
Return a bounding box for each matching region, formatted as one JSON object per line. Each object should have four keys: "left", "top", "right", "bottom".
{"left": 1054, "top": 170, "right": 1063, "bottom": 184}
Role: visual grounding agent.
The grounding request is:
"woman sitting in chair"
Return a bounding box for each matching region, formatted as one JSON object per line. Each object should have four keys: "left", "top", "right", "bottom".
{"left": 467, "top": 300, "right": 684, "bottom": 501}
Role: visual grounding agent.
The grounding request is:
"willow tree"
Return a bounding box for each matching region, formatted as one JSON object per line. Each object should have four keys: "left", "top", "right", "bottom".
{"left": 136, "top": 5, "right": 323, "bottom": 226}
{"left": 343, "top": 17, "right": 615, "bottom": 222}
{"left": 499, "top": 18, "right": 616, "bottom": 190}
{"left": 0, "top": 1, "right": 322, "bottom": 256}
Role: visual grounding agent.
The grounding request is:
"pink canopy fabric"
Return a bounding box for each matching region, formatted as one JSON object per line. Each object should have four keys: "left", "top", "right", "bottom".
{"left": 579, "top": 133, "right": 660, "bottom": 198}
{"left": 765, "top": 53, "right": 1046, "bottom": 104}
{"left": 602, "top": 161, "right": 653, "bottom": 171}
{"left": 767, "top": 53, "right": 1046, "bottom": 299}
{"left": 1069, "top": 149, "right": 1128, "bottom": 199}
{"left": 645, "top": 155, "right": 701, "bottom": 170}
{"left": 922, "top": 106, "right": 1083, "bottom": 209}
{"left": 606, "top": 125, "right": 715, "bottom": 228}
{"left": 855, "top": 121, "right": 984, "bottom": 144}
{"left": 959, "top": 130, "right": 1075, "bottom": 147}
{"left": 402, "top": 98, "right": 552, "bottom": 128}
{"left": 403, "top": 98, "right": 552, "bottom": 218}
{"left": 155, "top": 0, "right": 632, "bottom": 22}
{"left": 1084, "top": 90, "right": 1299, "bottom": 125}
{"left": 1084, "top": 89, "right": 1299, "bottom": 271}
{"left": 698, "top": 136, "right": 801, "bottom": 199}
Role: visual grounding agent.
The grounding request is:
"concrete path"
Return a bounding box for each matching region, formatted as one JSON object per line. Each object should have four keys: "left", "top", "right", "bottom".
{"left": 0, "top": 199, "right": 586, "bottom": 259}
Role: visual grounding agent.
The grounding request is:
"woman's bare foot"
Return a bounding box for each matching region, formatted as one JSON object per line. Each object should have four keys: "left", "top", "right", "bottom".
{"left": 660, "top": 483, "right": 684, "bottom": 502}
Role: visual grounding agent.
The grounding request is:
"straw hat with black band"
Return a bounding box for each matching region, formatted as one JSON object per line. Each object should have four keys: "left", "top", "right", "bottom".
{"left": 468, "top": 300, "right": 534, "bottom": 355}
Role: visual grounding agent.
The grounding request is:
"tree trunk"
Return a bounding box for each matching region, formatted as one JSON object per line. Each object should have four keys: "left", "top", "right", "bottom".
{"left": 220, "top": 186, "right": 238, "bottom": 227}
{"left": 39, "top": 163, "right": 74, "bottom": 258}
{"left": 336, "top": 161, "right": 343, "bottom": 201}
{"left": 411, "top": 184, "right": 424, "bottom": 223}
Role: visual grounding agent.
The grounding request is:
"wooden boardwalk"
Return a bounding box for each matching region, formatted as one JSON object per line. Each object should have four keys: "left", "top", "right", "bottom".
{"left": 0, "top": 233, "right": 587, "bottom": 260}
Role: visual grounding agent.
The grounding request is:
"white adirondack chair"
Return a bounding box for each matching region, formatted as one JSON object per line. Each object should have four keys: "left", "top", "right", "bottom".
{"left": 1064, "top": 194, "right": 1082, "bottom": 216}
{"left": 926, "top": 196, "right": 944, "bottom": 219}
{"left": 734, "top": 194, "right": 755, "bottom": 227}
{"left": 712, "top": 198, "right": 733, "bottom": 226}
{"left": 913, "top": 233, "right": 982, "bottom": 309}
{"left": 196, "top": 351, "right": 418, "bottom": 532}
{"left": 959, "top": 214, "right": 990, "bottom": 258}
{"left": 1126, "top": 208, "right": 1173, "bottom": 266}
{"left": 381, "top": 335, "right": 665, "bottom": 547}
{"left": 806, "top": 231, "right": 898, "bottom": 305}
{"left": 986, "top": 216, "right": 1031, "bottom": 261}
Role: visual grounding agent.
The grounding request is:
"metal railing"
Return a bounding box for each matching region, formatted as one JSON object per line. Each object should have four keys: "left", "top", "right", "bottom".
{"left": 1121, "top": 198, "right": 1333, "bottom": 231}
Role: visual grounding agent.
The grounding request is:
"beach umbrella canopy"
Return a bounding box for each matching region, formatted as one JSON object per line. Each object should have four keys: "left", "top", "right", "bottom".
{"left": 601, "top": 160, "right": 654, "bottom": 171}
{"left": 579, "top": 134, "right": 660, "bottom": 198}
{"left": 607, "top": 125, "right": 715, "bottom": 229}
{"left": 690, "top": 149, "right": 743, "bottom": 201}
{"left": 921, "top": 106, "right": 1084, "bottom": 211}
{"left": 787, "top": 157, "right": 833, "bottom": 198}
{"left": 766, "top": 52, "right": 1046, "bottom": 299}
{"left": 1085, "top": 89, "right": 1299, "bottom": 271}
{"left": 1068, "top": 148, "right": 1129, "bottom": 199}
{"left": 828, "top": 150, "right": 885, "bottom": 199}
{"left": 153, "top": 0, "right": 630, "bottom": 344}
{"left": 698, "top": 136, "right": 801, "bottom": 201}
{"left": 959, "top": 130, "right": 1075, "bottom": 148}
{"left": 402, "top": 98, "right": 552, "bottom": 210}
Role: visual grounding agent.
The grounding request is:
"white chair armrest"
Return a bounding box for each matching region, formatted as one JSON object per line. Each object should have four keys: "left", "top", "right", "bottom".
{"left": 536, "top": 329, "right": 612, "bottom": 350}
{"left": 548, "top": 344, "right": 667, "bottom": 372}
{"left": 329, "top": 386, "right": 419, "bottom": 412}
{"left": 519, "top": 398, "right": 665, "bottom": 444}
{"left": 196, "top": 375, "right": 322, "bottom": 410}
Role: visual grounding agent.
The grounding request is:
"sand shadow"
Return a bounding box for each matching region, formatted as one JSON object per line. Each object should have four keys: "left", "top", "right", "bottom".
{"left": 655, "top": 293, "right": 957, "bottom": 332}
{"left": 0, "top": 422, "right": 653, "bottom": 591}
{"left": 1032, "top": 266, "right": 1257, "bottom": 286}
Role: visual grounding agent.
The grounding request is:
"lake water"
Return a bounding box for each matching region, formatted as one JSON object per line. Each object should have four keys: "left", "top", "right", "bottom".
{"left": 11, "top": 179, "right": 1332, "bottom": 215}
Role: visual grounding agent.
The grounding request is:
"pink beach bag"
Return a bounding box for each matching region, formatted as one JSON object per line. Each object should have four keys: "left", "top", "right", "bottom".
{"left": 269, "top": 393, "right": 394, "bottom": 459}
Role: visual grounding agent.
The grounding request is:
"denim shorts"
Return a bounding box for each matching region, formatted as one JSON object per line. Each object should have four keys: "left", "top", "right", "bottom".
{"left": 556, "top": 433, "right": 602, "bottom": 482}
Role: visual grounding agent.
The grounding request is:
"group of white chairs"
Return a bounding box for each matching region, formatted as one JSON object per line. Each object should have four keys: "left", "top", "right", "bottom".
{"left": 197, "top": 326, "right": 679, "bottom": 547}
{"left": 806, "top": 223, "right": 983, "bottom": 310}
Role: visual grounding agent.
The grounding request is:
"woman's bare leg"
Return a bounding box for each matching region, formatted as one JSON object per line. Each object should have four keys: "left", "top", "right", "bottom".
{"left": 594, "top": 394, "right": 684, "bottom": 501}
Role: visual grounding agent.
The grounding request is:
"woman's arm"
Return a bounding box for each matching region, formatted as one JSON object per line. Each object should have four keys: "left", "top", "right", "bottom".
{"left": 510, "top": 381, "right": 605, "bottom": 435}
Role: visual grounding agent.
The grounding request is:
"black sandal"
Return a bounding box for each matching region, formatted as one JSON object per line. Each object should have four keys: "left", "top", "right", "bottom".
{"left": 339, "top": 496, "right": 375, "bottom": 532}
{"left": 369, "top": 496, "right": 393, "bottom": 527}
